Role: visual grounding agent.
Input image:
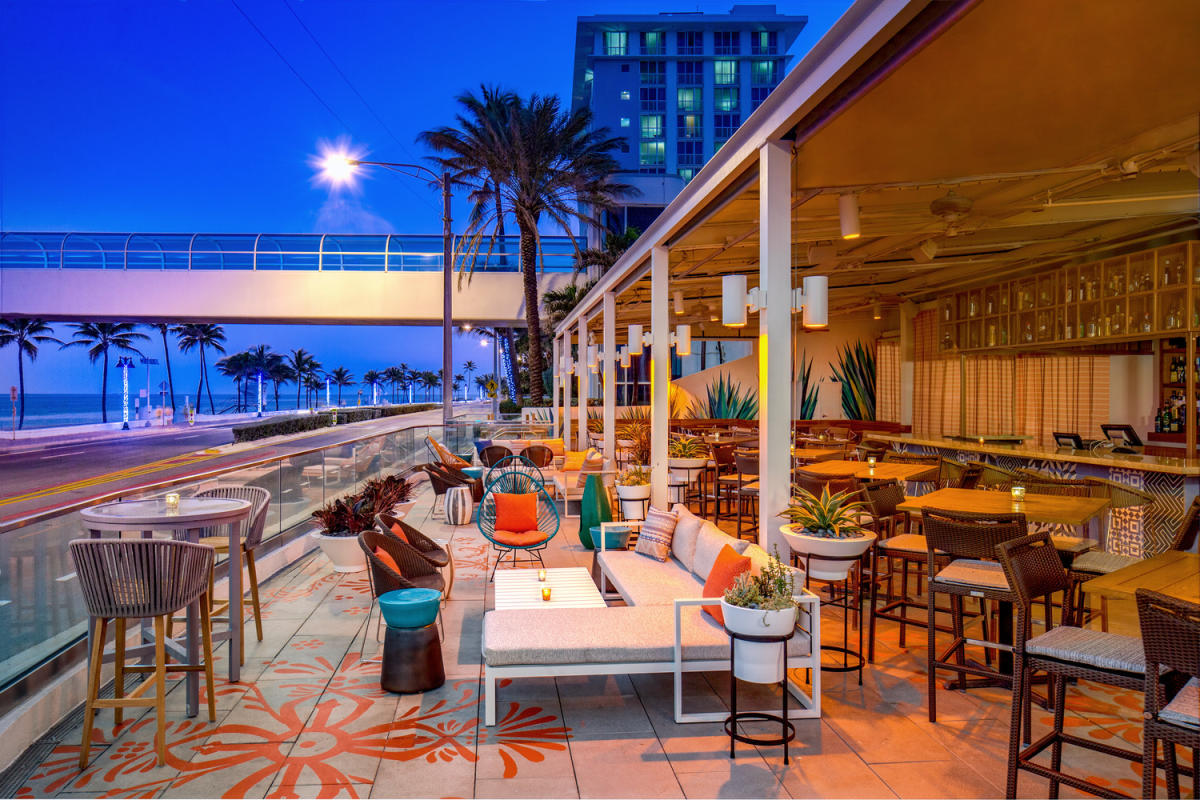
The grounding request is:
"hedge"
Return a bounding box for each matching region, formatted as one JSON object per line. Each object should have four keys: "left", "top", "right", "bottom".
{"left": 231, "top": 404, "right": 442, "bottom": 443}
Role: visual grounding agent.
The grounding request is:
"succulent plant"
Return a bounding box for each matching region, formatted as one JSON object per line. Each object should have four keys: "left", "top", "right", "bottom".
{"left": 781, "top": 486, "right": 868, "bottom": 539}
{"left": 616, "top": 465, "right": 651, "bottom": 487}
{"left": 668, "top": 435, "right": 707, "bottom": 459}
{"left": 723, "top": 546, "right": 796, "bottom": 611}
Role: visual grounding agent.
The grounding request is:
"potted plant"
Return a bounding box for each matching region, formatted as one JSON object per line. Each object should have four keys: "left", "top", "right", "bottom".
{"left": 614, "top": 465, "right": 651, "bottom": 521}
{"left": 720, "top": 548, "right": 798, "bottom": 683}
{"left": 360, "top": 474, "right": 417, "bottom": 519}
{"left": 668, "top": 436, "right": 709, "bottom": 483}
{"left": 778, "top": 487, "right": 877, "bottom": 581}
{"left": 310, "top": 496, "right": 374, "bottom": 572}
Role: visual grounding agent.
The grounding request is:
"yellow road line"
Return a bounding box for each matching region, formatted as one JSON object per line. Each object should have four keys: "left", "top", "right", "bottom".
{"left": 0, "top": 448, "right": 224, "bottom": 507}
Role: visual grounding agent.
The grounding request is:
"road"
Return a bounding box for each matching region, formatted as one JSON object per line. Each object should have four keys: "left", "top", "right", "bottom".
{"left": 0, "top": 404, "right": 487, "bottom": 525}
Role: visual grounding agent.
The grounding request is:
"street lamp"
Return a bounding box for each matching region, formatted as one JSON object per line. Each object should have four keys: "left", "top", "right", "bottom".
{"left": 318, "top": 150, "right": 455, "bottom": 425}
{"left": 256, "top": 370, "right": 264, "bottom": 417}
{"left": 115, "top": 356, "right": 136, "bottom": 430}
{"left": 325, "top": 376, "right": 331, "bottom": 408}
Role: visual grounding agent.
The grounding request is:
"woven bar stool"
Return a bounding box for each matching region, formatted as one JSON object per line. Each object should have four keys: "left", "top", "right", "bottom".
{"left": 997, "top": 531, "right": 1150, "bottom": 799}
{"left": 1137, "top": 589, "right": 1200, "bottom": 799}
{"left": 969, "top": 460, "right": 1019, "bottom": 491}
{"left": 70, "top": 538, "right": 217, "bottom": 768}
{"left": 731, "top": 450, "right": 759, "bottom": 540}
{"left": 882, "top": 451, "right": 940, "bottom": 495}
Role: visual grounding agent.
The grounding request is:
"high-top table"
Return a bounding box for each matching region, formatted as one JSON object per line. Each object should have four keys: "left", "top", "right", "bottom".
{"left": 799, "top": 459, "right": 939, "bottom": 482}
{"left": 1081, "top": 551, "right": 1200, "bottom": 605}
{"left": 897, "top": 488, "right": 1109, "bottom": 540}
{"left": 80, "top": 496, "right": 251, "bottom": 717}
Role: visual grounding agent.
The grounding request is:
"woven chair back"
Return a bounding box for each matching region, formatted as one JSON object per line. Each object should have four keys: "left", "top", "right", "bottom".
{"left": 1136, "top": 589, "right": 1200, "bottom": 679}
{"left": 995, "top": 531, "right": 1070, "bottom": 613}
{"left": 520, "top": 444, "right": 554, "bottom": 468}
{"left": 923, "top": 508, "right": 1027, "bottom": 562}
{"left": 862, "top": 478, "right": 905, "bottom": 519}
{"left": 734, "top": 451, "right": 758, "bottom": 478}
{"left": 710, "top": 442, "right": 737, "bottom": 469}
{"left": 958, "top": 464, "right": 984, "bottom": 489}
{"left": 484, "top": 455, "right": 545, "bottom": 490}
{"left": 1018, "top": 479, "right": 1093, "bottom": 497}
{"left": 69, "top": 538, "right": 214, "bottom": 619}
{"left": 967, "top": 461, "right": 1018, "bottom": 489}
{"left": 794, "top": 467, "right": 857, "bottom": 498}
{"left": 485, "top": 470, "right": 544, "bottom": 495}
{"left": 1169, "top": 495, "right": 1200, "bottom": 553}
{"left": 477, "top": 482, "right": 560, "bottom": 546}
{"left": 1082, "top": 477, "right": 1154, "bottom": 508}
{"left": 883, "top": 451, "right": 939, "bottom": 466}
{"left": 358, "top": 528, "right": 442, "bottom": 596}
{"left": 195, "top": 485, "right": 270, "bottom": 550}
{"left": 479, "top": 445, "right": 513, "bottom": 468}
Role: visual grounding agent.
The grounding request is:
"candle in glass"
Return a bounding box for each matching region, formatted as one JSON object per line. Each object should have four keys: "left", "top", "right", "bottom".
{"left": 1011, "top": 484, "right": 1026, "bottom": 502}
{"left": 541, "top": 586, "right": 552, "bottom": 602}
{"left": 538, "top": 569, "right": 546, "bottom": 582}
{"left": 164, "top": 492, "right": 180, "bottom": 509}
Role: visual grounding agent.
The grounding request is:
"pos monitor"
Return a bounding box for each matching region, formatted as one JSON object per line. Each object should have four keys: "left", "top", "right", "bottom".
{"left": 1100, "top": 424, "right": 1143, "bottom": 453}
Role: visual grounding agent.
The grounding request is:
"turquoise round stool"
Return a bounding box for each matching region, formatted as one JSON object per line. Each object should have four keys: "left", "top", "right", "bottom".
{"left": 589, "top": 524, "right": 632, "bottom": 551}
{"left": 461, "top": 466, "right": 484, "bottom": 481}
{"left": 378, "top": 588, "right": 442, "bottom": 629}
{"left": 378, "top": 588, "right": 445, "bottom": 694}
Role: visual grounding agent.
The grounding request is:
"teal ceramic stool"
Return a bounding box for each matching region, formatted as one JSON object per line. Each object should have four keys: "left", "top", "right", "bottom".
{"left": 588, "top": 524, "right": 632, "bottom": 552}
{"left": 577, "top": 473, "right": 612, "bottom": 549}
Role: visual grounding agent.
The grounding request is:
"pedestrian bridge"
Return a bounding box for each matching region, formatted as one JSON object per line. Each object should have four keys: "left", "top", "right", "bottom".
{"left": 0, "top": 232, "right": 578, "bottom": 326}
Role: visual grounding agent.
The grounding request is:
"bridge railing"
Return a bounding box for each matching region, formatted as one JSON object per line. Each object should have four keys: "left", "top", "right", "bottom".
{"left": 0, "top": 232, "right": 583, "bottom": 272}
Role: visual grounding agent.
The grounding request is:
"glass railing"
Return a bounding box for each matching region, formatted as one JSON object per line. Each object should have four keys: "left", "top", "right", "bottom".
{"left": 0, "top": 419, "right": 542, "bottom": 704}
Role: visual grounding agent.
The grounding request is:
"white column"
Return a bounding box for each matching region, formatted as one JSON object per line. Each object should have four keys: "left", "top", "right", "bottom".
{"left": 603, "top": 292, "right": 617, "bottom": 467}
{"left": 759, "top": 141, "right": 793, "bottom": 553}
{"left": 576, "top": 317, "right": 588, "bottom": 450}
{"left": 552, "top": 335, "right": 561, "bottom": 435}
{"left": 650, "top": 245, "right": 670, "bottom": 509}
{"left": 563, "top": 332, "right": 573, "bottom": 450}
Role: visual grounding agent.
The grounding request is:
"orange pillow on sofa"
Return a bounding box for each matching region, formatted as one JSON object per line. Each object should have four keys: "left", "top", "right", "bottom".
{"left": 494, "top": 492, "right": 538, "bottom": 533}
{"left": 701, "top": 544, "right": 752, "bottom": 625}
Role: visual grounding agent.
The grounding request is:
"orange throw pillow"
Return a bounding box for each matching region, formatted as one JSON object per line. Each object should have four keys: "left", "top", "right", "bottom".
{"left": 701, "top": 544, "right": 752, "bottom": 625}
{"left": 493, "top": 492, "right": 538, "bottom": 533}
{"left": 388, "top": 523, "right": 410, "bottom": 544}
{"left": 373, "top": 546, "right": 402, "bottom": 575}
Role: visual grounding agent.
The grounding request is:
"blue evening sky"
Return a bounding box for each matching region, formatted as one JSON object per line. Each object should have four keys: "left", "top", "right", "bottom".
{"left": 0, "top": 0, "right": 850, "bottom": 396}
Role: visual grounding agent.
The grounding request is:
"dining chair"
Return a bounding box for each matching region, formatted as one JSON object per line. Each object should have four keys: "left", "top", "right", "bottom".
{"left": 731, "top": 450, "right": 759, "bottom": 540}
{"left": 479, "top": 444, "right": 514, "bottom": 468}
{"left": 882, "top": 451, "right": 940, "bottom": 493}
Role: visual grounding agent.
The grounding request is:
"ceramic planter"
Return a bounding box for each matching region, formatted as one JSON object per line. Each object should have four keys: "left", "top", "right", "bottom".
{"left": 391, "top": 500, "right": 417, "bottom": 520}
{"left": 615, "top": 483, "right": 651, "bottom": 521}
{"left": 310, "top": 530, "right": 367, "bottom": 573}
{"left": 720, "top": 601, "right": 798, "bottom": 683}
{"left": 668, "top": 456, "right": 708, "bottom": 484}
{"left": 779, "top": 523, "right": 877, "bottom": 581}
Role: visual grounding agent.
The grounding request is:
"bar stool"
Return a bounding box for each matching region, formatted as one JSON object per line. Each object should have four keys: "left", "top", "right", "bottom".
{"left": 882, "top": 451, "right": 940, "bottom": 495}
{"left": 703, "top": 442, "right": 738, "bottom": 520}
{"left": 70, "top": 538, "right": 217, "bottom": 768}
{"left": 731, "top": 451, "right": 759, "bottom": 540}
{"left": 1137, "top": 589, "right": 1200, "bottom": 799}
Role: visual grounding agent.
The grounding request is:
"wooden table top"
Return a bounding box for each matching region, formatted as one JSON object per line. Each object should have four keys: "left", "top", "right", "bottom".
{"left": 800, "top": 460, "right": 937, "bottom": 481}
{"left": 897, "top": 488, "right": 1110, "bottom": 527}
{"left": 792, "top": 447, "right": 846, "bottom": 462}
{"left": 1081, "top": 551, "right": 1200, "bottom": 604}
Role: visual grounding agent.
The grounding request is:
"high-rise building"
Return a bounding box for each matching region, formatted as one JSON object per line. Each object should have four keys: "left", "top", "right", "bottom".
{"left": 571, "top": 4, "right": 807, "bottom": 236}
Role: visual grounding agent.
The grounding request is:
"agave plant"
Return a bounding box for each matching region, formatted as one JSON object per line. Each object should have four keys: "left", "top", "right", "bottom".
{"left": 668, "top": 435, "right": 707, "bottom": 459}
{"left": 780, "top": 486, "right": 868, "bottom": 539}
{"left": 616, "top": 465, "right": 651, "bottom": 487}
{"left": 795, "top": 350, "right": 819, "bottom": 420}
{"left": 691, "top": 373, "right": 758, "bottom": 420}
{"left": 829, "top": 341, "right": 876, "bottom": 420}
{"left": 618, "top": 420, "right": 652, "bottom": 464}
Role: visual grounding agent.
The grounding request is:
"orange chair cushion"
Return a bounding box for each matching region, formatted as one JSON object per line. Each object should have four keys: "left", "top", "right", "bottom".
{"left": 701, "top": 544, "right": 752, "bottom": 625}
{"left": 491, "top": 529, "right": 550, "bottom": 547}
{"left": 428, "top": 435, "right": 469, "bottom": 469}
{"left": 493, "top": 492, "right": 538, "bottom": 533}
{"left": 373, "top": 546, "right": 402, "bottom": 575}
{"left": 388, "top": 523, "right": 410, "bottom": 544}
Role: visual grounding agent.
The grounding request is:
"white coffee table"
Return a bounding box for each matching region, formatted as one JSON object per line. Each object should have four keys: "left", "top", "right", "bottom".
{"left": 493, "top": 567, "right": 607, "bottom": 609}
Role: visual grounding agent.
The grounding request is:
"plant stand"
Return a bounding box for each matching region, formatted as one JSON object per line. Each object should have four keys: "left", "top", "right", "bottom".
{"left": 725, "top": 629, "right": 797, "bottom": 765}
{"left": 795, "top": 546, "right": 873, "bottom": 685}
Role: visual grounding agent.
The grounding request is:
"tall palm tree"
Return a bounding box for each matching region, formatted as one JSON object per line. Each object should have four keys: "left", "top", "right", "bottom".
{"left": 0, "top": 319, "right": 61, "bottom": 429}
{"left": 328, "top": 367, "right": 354, "bottom": 405}
{"left": 286, "top": 348, "right": 320, "bottom": 411}
{"left": 572, "top": 226, "right": 642, "bottom": 279}
{"left": 453, "top": 373, "right": 465, "bottom": 401}
{"left": 362, "top": 370, "right": 383, "bottom": 404}
{"left": 461, "top": 360, "right": 477, "bottom": 400}
{"left": 419, "top": 87, "right": 632, "bottom": 404}
{"left": 419, "top": 370, "right": 439, "bottom": 402}
{"left": 243, "top": 345, "right": 283, "bottom": 412}
{"left": 215, "top": 352, "right": 252, "bottom": 412}
{"left": 303, "top": 374, "right": 323, "bottom": 408}
{"left": 61, "top": 323, "right": 148, "bottom": 423}
{"left": 150, "top": 323, "right": 177, "bottom": 414}
{"left": 175, "top": 324, "right": 226, "bottom": 414}
{"left": 383, "top": 366, "right": 404, "bottom": 403}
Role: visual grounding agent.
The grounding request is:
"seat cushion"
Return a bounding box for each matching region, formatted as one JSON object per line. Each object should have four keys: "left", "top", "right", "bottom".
{"left": 693, "top": 522, "right": 751, "bottom": 580}
{"left": 598, "top": 551, "right": 701, "bottom": 606}
{"left": 1160, "top": 678, "right": 1200, "bottom": 730}
{"left": 670, "top": 505, "right": 704, "bottom": 571}
{"left": 878, "top": 533, "right": 928, "bottom": 554}
{"left": 701, "top": 545, "right": 752, "bottom": 624}
{"left": 934, "top": 559, "right": 1010, "bottom": 590}
{"left": 494, "top": 492, "right": 538, "bottom": 533}
{"left": 1071, "top": 550, "right": 1140, "bottom": 575}
{"left": 492, "top": 529, "right": 550, "bottom": 547}
{"left": 634, "top": 506, "right": 677, "bottom": 562}
{"left": 1026, "top": 625, "right": 1145, "bottom": 674}
{"left": 196, "top": 535, "right": 233, "bottom": 552}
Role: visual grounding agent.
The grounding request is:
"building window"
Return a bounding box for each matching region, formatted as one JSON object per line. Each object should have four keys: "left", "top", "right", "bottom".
{"left": 676, "top": 31, "right": 702, "bottom": 55}
{"left": 714, "top": 31, "right": 739, "bottom": 55}
{"left": 640, "top": 114, "right": 664, "bottom": 139}
{"left": 714, "top": 87, "right": 739, "bottom": 112}
{"left": 677, "top": 140, "right": 703, "bottom": 167}
{"left": 751, "top": 59, "right": 778, "bottom": 85}
{"left": 676, "top": 60, "right": 702, "bottom": 86}
{"left": 677, "top": 113, "right": 701, "bottom": 139}
{"left": 751, "top": 30, "right": 778, "bottom": 55}
{"left": 640, "top": 31, "right": 664, "bottom": 55}
{"left": 714, "top": 60, "right": 738, "bottom": 86}
{"left": 639, "top": 141, "right": 665, "bottom": 171}
{"left": 751, "top": 86, "right": 772, "bottom": 109}
{"left": 678, "top": 168, "right": 695, "bottom": 182}
{"left": 640, "top": 86, "right": 665, "bottom": 111}
{"left": 639, "top": 60, "right": 664, "bottom": 85}
{"left": 619, "top": 117, "right": 631, "bottom": 128}
{"left": 676, "top": 87, "right": 702, "bottom": 112}
{"left": 714, "top": 112, "right": 740, "bottom": 139}
{"left": 620, "top": 89, "right": 631, "bottom": 101}
{"left": 604, "top": 31, "right": 627, "bottom": 56}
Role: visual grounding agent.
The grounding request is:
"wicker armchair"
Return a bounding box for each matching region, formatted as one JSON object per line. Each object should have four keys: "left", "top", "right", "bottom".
{"left": 793, "top": 467, "right": 858, "bottom": 498}
{"left": 376, "top": 513, "right": 450, "bottom": 568}
{"left": 882, "top": 451, "right": 941, "bottom": 491}
{"left": 359, "top": 529, "right": 445, "bottom": 594}
{"left": 479, "top": 444, "right": 514, "bottom": 468}
{"left": 1136, "top": 589, "right": 1200, "bottom": 799}
{"left": 968, "top": 460, "right": 1018, "bottom": 491}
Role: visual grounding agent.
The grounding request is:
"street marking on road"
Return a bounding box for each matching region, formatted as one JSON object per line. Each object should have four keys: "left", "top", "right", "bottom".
{"left": 42, "top": 450, "right": 85, "bottom": 459}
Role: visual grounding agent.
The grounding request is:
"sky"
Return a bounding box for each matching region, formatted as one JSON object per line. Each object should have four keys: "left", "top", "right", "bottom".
{"left": 0, "top": 0, "right": 851, "bottom": 396}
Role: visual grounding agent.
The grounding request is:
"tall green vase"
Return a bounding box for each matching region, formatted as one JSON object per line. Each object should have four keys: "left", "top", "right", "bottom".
{"left": 577, "top": 473, "right": 612, "bottom": 549}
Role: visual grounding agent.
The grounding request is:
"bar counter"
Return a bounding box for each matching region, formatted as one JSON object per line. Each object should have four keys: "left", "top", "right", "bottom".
{"left": 872, "top": 433, "right": 1199, "bottom": 558}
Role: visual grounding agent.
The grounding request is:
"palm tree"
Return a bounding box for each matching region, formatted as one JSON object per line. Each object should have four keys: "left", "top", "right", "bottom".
{"left": 328, "top": 367, "right": 354, "bottom": 405}
{"left": 303, "top": 374, "right": 323, "bottom": 408}
{"left": 461, "top": 360, "right": 477, "bottom": 400}
{"left": 175, "top": 324, "right": 226, "bottom": 414}
{"left": 404, "top": 365, "right": 420, "bottom": 404}
{"left": 383, "top": 366, "right": 404, "bottom": 403}
{"left": 0, "top": 319, "right": 61, "bottom": 429}
{"left": 453, "top": 373, "right": 466, "bottom": 401}
{"left": 215, "top": 352, "right": 252, "bottom": 412}
{"left": 268, "top": 360, "right": 294, "bottom": 410}
{"left": 572, "top": 226, "right": 641, "bottom": 279}
{"left": 419, "top": 370, "right": 439, "bottom": 401}
{"left": 419, "top": 86, "right": 632, "bottom": 404}
{"left": 475, "top": 373, "right": 490, "bottom": 399}
{"left": 543, "top": 281, "right": 599, "bottom": 329}
{"left": 286, "top": 348, "right": 321, "bottom": 411}
{"left": 363, "top": 370, "right": 383, "bottom": 404}
{"left": 150, "top": 323, "right": 177, "bottom": 414}
{"left": 61, "top": 323, "right": 148, "bottom": 423}
{"left": 243, "top": 345, "right": 284, "bottom": 412}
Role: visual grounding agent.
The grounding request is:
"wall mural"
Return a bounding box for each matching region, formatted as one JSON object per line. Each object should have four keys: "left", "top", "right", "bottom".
{"left": 830, "top": 341, "right": 877, "bottom": 420}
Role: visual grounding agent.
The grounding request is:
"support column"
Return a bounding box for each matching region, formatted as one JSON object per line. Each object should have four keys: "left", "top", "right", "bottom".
{"left": 603, "top": 292, "right": 617, "bottom": 468}
{"left": 577, "top": 318, "right": 588, "bottom": 450}
{"left": 563, "top": 332, "right": 573, "bottom": 450}
{"left": 650, "top": 245, "right": 670, "bottom": 508}
{"left": 552, "top": 335, "right": 561, "bottom": 435}
{"left": 758, "top": 141, "right": 793, "bottom": 553}
{"left": 899, "top": 301, "right": 916, "bottom": 426}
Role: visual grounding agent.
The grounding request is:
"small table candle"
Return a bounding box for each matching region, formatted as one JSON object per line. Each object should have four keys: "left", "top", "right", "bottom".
{"left": 538, "top": 569, "right": 547, "bottom": 582}
{"left": 1011, "top": 485, "right": 1026, "bottom": 501}
{"left": 164, "top": 492, "right": 180, "bottom": 509}
{"left": 541, "top": 586, "right": 552, "bottom": 602}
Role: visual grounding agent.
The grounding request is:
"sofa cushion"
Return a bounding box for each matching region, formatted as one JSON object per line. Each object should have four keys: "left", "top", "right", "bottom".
{"left": 492, "top": 529, "right": 551, "bottom": 547}
{"left": 483, "top": 604, "right": 812, "bottom": 666}
{"left": 693, "top": 522, "right": 751, "bottom": 580}
{"left": 494, "top": 492, "right": 538, "bottom": 533}
{"left": 598, "top": 551, "right": 701, "bottom": 607}
{"left": 670, "top": 505, "right": 704, "bottom": 572}
{"left": 702, "top": 545, "right": 751, "bottom": 624}
{"left": 634, "top": 506, "right": 677, "bottom": 562}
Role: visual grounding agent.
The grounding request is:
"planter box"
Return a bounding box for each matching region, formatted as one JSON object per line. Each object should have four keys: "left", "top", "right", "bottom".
{"left": 779, "top": 523, "right": 876, "bottom": 581}
{"left": 310, "top": 530, "right": 367, "bottom": 573}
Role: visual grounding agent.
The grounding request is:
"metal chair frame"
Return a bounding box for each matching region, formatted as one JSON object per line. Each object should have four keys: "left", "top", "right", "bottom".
{"left": 477, "top": 481, "right": 560, "bottom": 580}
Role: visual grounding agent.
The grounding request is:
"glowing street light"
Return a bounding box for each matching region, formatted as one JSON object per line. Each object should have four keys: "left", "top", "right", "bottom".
{"left": 256, "top": 371, "right": 264, "bottom": 417}
{"left": 320, "top": 151, "right": 359, "bottom": 185}
{"left": 325, "top": 376, "right": 331, "bottom": 408}
{"left": 115, "top": 356, "right": 136, "bottom": 431}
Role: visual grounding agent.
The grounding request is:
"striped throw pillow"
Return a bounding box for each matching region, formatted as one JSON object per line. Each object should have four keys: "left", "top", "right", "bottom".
{"left": 634, "top": 506, "right": 678, "bottom": 562}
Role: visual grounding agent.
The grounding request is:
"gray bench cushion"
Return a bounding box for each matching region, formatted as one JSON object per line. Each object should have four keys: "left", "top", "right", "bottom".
{"left": 1161, "top": 678, "right": 1200, "bottom": 730}
{"left": 599, "top": 551, "right": 702, "bottom": 606}
{"left": 483, "top": 605, "right": 811, "bottom": 667}
{"left": 935, "top": 558, "right": 1010, "bottom": 590}
{"left": 1026, "top": 625, "right": 1145, "bottom": 674}
{"left": 1071, "top": 550, "right": 1139, "bottom": 575}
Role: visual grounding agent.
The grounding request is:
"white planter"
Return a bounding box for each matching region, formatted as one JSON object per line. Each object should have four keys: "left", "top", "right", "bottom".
{"left": 310, "top": 530, "right": 367, "bottom": 573}
{"left": 615, "top": 483, "right": 651, "bottom": 521}
{"left": 668, "top": 457, "right": 708, "bottom": 484}
{"left": 779, "top": 523, "right": 877, "bottom": 582}
{"left": 720, "top": 601, "right": 798, "bottom": 683}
